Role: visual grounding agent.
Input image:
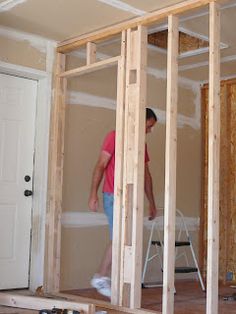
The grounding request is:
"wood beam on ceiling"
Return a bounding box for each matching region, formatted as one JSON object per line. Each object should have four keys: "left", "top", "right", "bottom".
{"left": 57, "top": 0, "right": 214, "bottom": 54}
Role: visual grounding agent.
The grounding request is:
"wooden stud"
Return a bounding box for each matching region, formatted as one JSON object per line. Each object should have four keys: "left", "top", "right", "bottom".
{"left": 0, "top": 293, "right": 95, "bottom": 314}
{"left": 162, "top": 14, "right": 179, "bottom": 314}
{"left": 111, "top": 30, "right": 126, "bottom": 305}
{"left": 86, "top": 42, "right": 96, "bottom": 65}
{"left": 60, "top": 56, "right": 120, "bottom": 78}
{"left": 57, "top": 0, "right": 212, "bottom": 53}
{"left": 130, "top": 25, "right": 147, "bottom": 309}
{"left": 44, "top": 53, "right": 67, "bottom": 293}
{"left": 119, "top": 25, "right": 147, "bottom": 309}
{"left": 207, "top": 2, "right": 220, "bottom": 314}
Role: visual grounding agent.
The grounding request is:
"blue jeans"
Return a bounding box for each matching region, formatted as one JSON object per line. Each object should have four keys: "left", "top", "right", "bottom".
{"left": 103, "top": 192, "right": 114, "bottom": 239}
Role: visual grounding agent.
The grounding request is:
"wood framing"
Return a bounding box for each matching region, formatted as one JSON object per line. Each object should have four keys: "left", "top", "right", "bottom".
{"left": 111, "top": 30, "right": 126, "bottom": 305}
{"left": 86, "top": 42, "right": 96, "bottom": 65}
{"left": 60, "top": 56, "right": 120, "bottom": 78}
{"left": 45, "top": 1, "right": 222, "bottom": 314}
{"left": 44, "top": 52, "right": 67, "bottom": 293}
{"left": 207, "top": 2, "right": 220, "bottom": 314}
{"left": 0, "top": 293, "right": 95, "bottom": 314}
{"left": 119, "top": 25, "right": 147, "bottom": 309}
{"left": 57, "top": 0, "right": 211, "bottom": 53}
{"left": 162, "top": 14, "right": 179, "bottom": 314}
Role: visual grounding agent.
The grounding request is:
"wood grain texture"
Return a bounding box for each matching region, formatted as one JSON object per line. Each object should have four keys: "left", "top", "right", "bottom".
{"left": 201, "top": 79, "right": 236, "bottom": 285}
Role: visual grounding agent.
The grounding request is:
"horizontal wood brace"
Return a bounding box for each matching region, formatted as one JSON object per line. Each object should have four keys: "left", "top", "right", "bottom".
{"left": 57, "top": 0, "right": 214, "bottom": 53}
{"left": 0, "top": 293, "right": 95, "bottom": 314}
{"left": 59, "top": 56, "right": 121, "bottom": 78}
{"left": 53, "top": 292, "right": 160, "bottom": 314}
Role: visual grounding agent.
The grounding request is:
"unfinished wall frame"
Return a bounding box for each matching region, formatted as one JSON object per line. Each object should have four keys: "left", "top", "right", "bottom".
{"left": 44, "top": 1, "right": 221, "bottom": 314}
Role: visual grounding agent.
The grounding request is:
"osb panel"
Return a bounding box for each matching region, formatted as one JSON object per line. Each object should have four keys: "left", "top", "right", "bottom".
{"left": 148, "top": 30, "right": 208, "bottom": 54}
{"left": 201, "top": 80, "right": 236, "bottom": 283}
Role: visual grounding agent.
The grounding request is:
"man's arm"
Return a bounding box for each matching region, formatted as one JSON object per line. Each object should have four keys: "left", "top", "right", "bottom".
{"left": 88, "top": 151, "right": 111, "bottom": 211}
{"left": 144, "top": 163, "right": 157, "bottom": 220}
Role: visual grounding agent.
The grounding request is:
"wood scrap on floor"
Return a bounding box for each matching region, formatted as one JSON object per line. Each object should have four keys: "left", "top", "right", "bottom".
{"left": 0, "top": 293, "right": 95, "bottom": 314}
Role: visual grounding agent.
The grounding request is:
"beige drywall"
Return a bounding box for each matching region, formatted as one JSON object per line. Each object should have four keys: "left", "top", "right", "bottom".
{"left": 60, "top": 78, "right": 202, "bottom": 289}
{"left": 0, "top": 34, "right": 46, "bottom": 71}
{"left": 62, "top": 105, "right": 116, "bottom": 212}
{"left": 60, "top": 226, "right": 110, "bottom": 290}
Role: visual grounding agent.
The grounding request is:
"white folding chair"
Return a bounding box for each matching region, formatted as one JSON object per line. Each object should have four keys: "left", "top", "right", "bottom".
{"left": 142, "top": 209, "right": 205, "bottom": 291}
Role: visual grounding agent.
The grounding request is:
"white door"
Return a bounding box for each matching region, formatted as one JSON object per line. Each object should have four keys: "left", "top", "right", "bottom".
{"left": 0, "top": 73, "right": 37, "bottom": 289}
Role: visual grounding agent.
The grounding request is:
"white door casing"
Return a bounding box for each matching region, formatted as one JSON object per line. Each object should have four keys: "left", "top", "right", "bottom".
{"left": 0, "top": 73, "right": 37, "bottom": 289}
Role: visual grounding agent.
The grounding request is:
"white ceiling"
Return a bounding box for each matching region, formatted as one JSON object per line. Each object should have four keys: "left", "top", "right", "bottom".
{"left": 0, "top": 0, "right": 236, "bottom": 81}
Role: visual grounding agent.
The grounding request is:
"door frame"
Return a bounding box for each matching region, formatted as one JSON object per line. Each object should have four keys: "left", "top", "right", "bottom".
{"left": 0, "top": 57, "right": 54, "bottom": 291}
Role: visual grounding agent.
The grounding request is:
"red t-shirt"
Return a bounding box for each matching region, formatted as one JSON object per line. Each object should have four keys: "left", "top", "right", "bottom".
{"left": 102, "top": 130, "right": 150, "bottom": 193}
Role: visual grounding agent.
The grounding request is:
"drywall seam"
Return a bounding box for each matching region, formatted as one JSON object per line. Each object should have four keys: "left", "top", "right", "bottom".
{"left": 179, "top": 26, "right": 228, "bottom": 49}
{"left": 69, "top": 45, "right": 201, "bottom": 129}
{"left": 180, "top": 54, "right": 236, "bottom": 72}
{"left": 68, "top": 89, "right": 201, "bottom": 129}
{"left": 68, "top": 90, "right": 116, "bottom": 109}
{"left": 61, "top": 211, "right": 200, "bottom": 231}
{"left": 0, "top": 25, "right": 56, "bottom": 53}
{"left": 180, "top": 1, "right": 236, "bottom": 22}
{"left": 0, "top": 60, "right": 47, "bottom": 78}
{"left": 97, "top": 0, "right": 145, "bottom": 16}
{"left": 200, "top": 73, "right": 236, "bottom": 85}
{"left": 0, "top": 0, "right": 26, "bottom": 11}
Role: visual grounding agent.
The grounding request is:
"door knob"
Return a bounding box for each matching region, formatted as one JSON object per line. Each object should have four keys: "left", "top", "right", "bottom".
{"left": 24, "top": 190, "right": 33, "bottom": 197}
{"left": 24, "top": 175, "right": 31, "bottom": 182}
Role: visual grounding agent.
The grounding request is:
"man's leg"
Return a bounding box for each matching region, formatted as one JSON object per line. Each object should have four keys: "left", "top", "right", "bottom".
{"left": 91, "top": 193, "right": 113, "bottom": 297}
{"left": 98, "top": 241, "right": 112, "bottom": 277}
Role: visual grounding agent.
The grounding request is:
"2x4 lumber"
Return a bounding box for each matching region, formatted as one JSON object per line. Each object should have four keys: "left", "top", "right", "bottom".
{"left": 119, "top": 25, "right": 147, "bottom": 309}
{"left": 162, "top": 14, "right": 179, "bottom": 314}
{"left": 119, "top": 28, "right": 137, "bottom": 308}
{"left": 44, "top": 53, "right": 67, "bottom": 293}
{"left": 57, "top": 0, "right": 212, "bottom": 54}
{"left": 86, "top": 42, "right": 96, "bottom": 65}
{"left": 130, "top": 25, "right": 147, "bottom": 309}
{"left": 111, "top": 30, "right": 126, "bottom": 305}
{"left": 0, "top": 293, "right": 95, "bottom": 314}
{"left": 53, "top": 293, "right": 160, "bottom": 314}
{"left": 206, "top": 2, "right": 220, "bottom": 314}
{"left": 59, "top": 56, "right": 120, "bottom": 79}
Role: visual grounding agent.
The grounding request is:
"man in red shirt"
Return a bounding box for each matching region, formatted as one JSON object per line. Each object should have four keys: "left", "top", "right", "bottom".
{"left": 88, "top": 108, "right": 158, "bottom": 297}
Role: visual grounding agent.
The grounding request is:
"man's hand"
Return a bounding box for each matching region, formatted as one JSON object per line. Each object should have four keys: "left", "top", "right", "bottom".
{"left": 88, "top": 195, "right": 99, "bottom": 212}
{"left": 148, "top": 205, "right": 157, "bottom": 220}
